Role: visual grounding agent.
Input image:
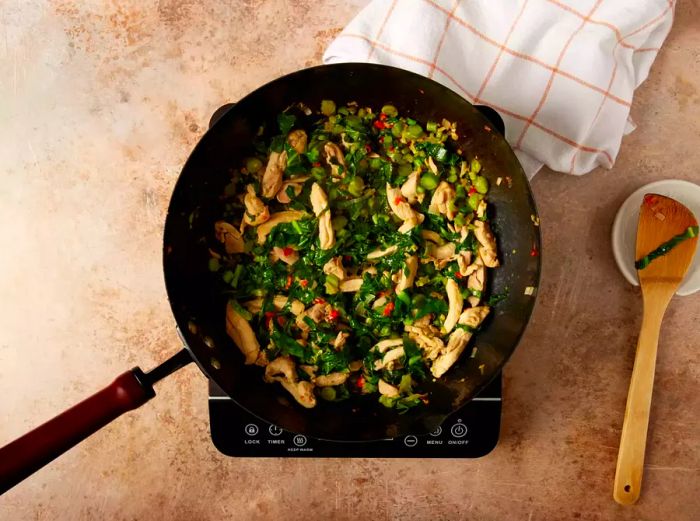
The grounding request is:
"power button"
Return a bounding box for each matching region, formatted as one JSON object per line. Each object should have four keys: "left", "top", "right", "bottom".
{"left": 451, "top": 421, "right": 468, "bottom": 438}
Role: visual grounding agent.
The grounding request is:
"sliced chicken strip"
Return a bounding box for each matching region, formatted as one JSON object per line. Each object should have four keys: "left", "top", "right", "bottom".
{"left": 473, "top": 220, "right": 499, "bottom": 268}
{"left": 378, "top": 379, "right": 399, "bottom": 397}
{"left": 400, "top": 169, "right": 422, "bottom": 204}
{"left": 367, "top": 245, "right": 398, "bottom": 260}
{"left": 339, "top": 277, "right": 363, "bottom": 292}
{"left": 287, "top": 129, "right": 307, "bottom": 154}
{"left": 310, "top": 183, "right": 335, "bottom": 249}
{"left": 333, "top": 331, "right": 349, "bottom": 351}
{"left": 373, "top": 338, "right": 404, "bottom": 353}
{"left": 314, "top": 372, "right": 349, "bottom": 387}
{"left": 262, "top": 150, "right": 287, "bottom": 198}
{"left": 265, "top": 356, "right": 317, "bottom": 408}
{"left": 430, "top": 328, "right": 473, "bottom": 378}
{"left": 386, "top": 183, "right": 424, "bottom": 227}
{"left": 443, "top": 278, "right": 463, "bottom": 333}
{"left": 276, "top": 176, "right": 309, "bottom": 204}
{"left": 324, "top": 142, "right": 346, "bottom": 177}
{"left": 428, "top": 181, "right": 457, "bottom": 220}
{"left": 225, "top": 301, "right": 260, "bottom": 365}
{"left": 243, "top": 184, "right": 270, "bottom": 226}
{"left": 243, "top": 295, "right": 305, "bottom": 316}
{"left": 323, "top": 257, "right": 346, "bottom": 280}
{"left": 467, "top": 260, "right": 485, "bottom": 307}
{"left": 459, "top": 306, "right": 490, "bottom": 329}
{"left": 271, "top": 246, "right": 299, "bottom": 265}
{"left": 395, "top": 255, "right": 418, "bottom": 293}
{"left": 256, "top": 210, "right": 306, "bottom": 244}
{"left": 215, "top": 221, "right": 245, "bottom": 254}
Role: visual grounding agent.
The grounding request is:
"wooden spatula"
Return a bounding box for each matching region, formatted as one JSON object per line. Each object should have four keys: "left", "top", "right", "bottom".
{"left": 613, "top": 193, "right": 699, "bottom": 505}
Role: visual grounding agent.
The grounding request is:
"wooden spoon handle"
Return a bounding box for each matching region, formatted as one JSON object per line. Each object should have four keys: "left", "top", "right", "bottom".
{"left": 613, "top": 300, "right": 667, "bottom": 505}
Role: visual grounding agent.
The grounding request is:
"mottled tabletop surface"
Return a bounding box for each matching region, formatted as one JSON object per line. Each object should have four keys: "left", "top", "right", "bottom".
{"left": 1, "top": 1, "right": 699, "bottom": 520}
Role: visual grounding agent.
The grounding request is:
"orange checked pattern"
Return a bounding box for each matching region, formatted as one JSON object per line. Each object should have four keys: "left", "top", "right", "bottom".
{"left": 324, "top": 0, "right": 676, "bottom": 177}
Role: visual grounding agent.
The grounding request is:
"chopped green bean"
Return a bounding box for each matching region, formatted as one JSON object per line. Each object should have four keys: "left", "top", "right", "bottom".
{"left": 321, "top": 100, "right": 336, "bottom": 116}
{"left": 474, "top": 176, "right": 489, "bottom": 194}
{"left": 381, "top": 104, "right": 398, "bottom": 117}
{"left": 245, "top": 157, "right": 262, "bottom": 174}
{"left": 420, "top": 172, "right": 439, "bottom": 190}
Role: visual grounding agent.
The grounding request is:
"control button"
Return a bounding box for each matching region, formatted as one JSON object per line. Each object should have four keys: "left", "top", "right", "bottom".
{"left": 293, "top": 434, "right": 307, "bottom": 447}
{"left": 269, "top": 425, "right": 283, "bottom": 436}
{"left": 430, "top": 426, "right": 442, "bottom": 437}
{"left": 451, "top": 421, "right": 468, "bottom": 438}
{"left": 404, "top": 435, "right": 418, "bottom": 447}
{"left": 244, "top": 423, "right": 259, "bottom": 436}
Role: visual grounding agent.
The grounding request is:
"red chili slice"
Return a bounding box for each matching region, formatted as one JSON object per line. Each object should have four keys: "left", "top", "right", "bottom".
{"left": 394, "top": 196, "right": 404, "bottom": 205}
{"left": 468, "top": 186, "right": 478, "bottom": 196}
{"left": 328, "top": 309, "right": 340, "bottom": 320}
{"left": 299, "top": 279, "right": 308, "bottom": 288}
{"left": 282, "top": 246, "right": 294, "bottom": 257}
{"left": 313, "top": 297, "right": 326, "bottom": 304}
{"left": 383, "top": 302, "right": 395, "bottom": 316}
{"left": 530, "top": 246, "right": 539, "bottom": 257}
{"left": 373, "top": 120, "right": 386, "bottom": 130}
{"left": 356, "top": 375, "right": 365, "bottom": 389}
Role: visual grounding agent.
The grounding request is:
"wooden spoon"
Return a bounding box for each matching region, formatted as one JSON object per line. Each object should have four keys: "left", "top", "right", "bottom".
{"left": 613, "top": 193, "right": 698, "bottom": 505}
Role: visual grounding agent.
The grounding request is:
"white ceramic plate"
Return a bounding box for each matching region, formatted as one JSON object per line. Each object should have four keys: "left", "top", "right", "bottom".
{"left": 611, "top": 179, "right": 700, "bottom": 296}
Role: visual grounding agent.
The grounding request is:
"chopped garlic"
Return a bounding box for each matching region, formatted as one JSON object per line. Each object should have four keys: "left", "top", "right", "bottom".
{"left": 496, "top": 177, "right": 503, "bottom": 186}
{"left": 524, "top": 286, "right": 536, "bottom": 296}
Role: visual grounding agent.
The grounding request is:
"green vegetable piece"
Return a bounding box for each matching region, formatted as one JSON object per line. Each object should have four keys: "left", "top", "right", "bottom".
{"left": 426, "top": 121, "right": 438, "bottom": 133}
{"left": 474, "top": 175, "right": 489, "bottom": 194}
{"left": 407, "top": 124, "right": 423, "bottom": 139}
{"left": 347, "top": 176, "right": 365, "bottom": 197}
{"left": 369, "top": 157, "right": 383, "bottom": 170}
{"left": 277, "top": 113, "right": 296, "bottom": 135}
{"left": 447, "top": 173, "right": 457, "bottom": 183}
{"left": 397, "top": 291, "right": 411, "bottom": 306}
{"left": 398, "top": 374, "right": 413, "bottom": 394}
{"left": 416, "top": 185, "right": 425, "bottom": 195}
{"left": 222, "top": 270, "right": 234, "bottom": 284}
{"left": 420, "top": 172, "right": 439, "bottom": 191}
{"left": 391, "top": 121, "right": 404, "bottom": 138}
{"left": 397, "top": 163, "right": 413, "bottom": 178}
{"left": 208, "top": 258, "right": 220, "bottom": 272}
{"left": 311, "top": 166, "right": 326, "bottom": 181}
{"left": 454, "top": 213, "right": 466, "bottom": 228}
{"left": 325, "top": 274, "right": 340, "bottom": 294}
{"left": 321, "top": 100, "right": 336, "bottom": 116}
{"left": 245, "top": 157, "right": 262, "bottom": 174}
{"left": 331, "top": 215, "right": 348, "bottom": 232}
{"left": 468, "top": 193, "right": 484, "bottom": 210}
{"left": 455, "top": 185, "right": 466, "bottom": 199}
{"left": 381, "top": 104, "right": 398, "bottom": 117}
{"left": 470, "top": 158, "right": 482, "bottom": 173}
{"left": 320, "top": 387, "right": 337, "bottom": 401}
{"left": 231, "top": 264, "right": 244, "bottom": 288}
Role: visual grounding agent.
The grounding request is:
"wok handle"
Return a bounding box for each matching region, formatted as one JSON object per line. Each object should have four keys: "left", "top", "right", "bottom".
{"left": 0, "top": 348, "right": 193, "bottom": 495}
{"left": 0, "top": 368, "right": 154, "bottom": 495}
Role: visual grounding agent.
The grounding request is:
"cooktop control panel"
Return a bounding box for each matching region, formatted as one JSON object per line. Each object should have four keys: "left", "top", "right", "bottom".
{"left": 209, "top": 373, "right": 501, "bottom": 458}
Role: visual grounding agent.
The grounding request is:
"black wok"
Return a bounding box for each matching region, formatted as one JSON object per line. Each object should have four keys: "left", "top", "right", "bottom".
{"left": 0, "top": 63, "right": 540, "bottom": 494}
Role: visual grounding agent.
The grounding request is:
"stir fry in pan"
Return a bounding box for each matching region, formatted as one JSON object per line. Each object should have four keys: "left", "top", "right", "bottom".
{"left": 209, "top": 101, "right": 499, "bottom": 411}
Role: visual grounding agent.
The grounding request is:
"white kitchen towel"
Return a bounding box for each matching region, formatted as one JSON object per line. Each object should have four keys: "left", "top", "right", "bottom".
{"left": 323, "top": 0, "right": 676, "bottom": 177}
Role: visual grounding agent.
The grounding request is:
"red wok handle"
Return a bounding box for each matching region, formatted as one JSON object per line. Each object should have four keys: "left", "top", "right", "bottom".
{"left": 0, "top": 349, "right": 192, "bottom": 495}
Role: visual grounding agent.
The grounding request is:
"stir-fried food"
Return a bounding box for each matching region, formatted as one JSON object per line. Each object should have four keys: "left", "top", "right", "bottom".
{"left": 209, "top": 101, "right": 499, "bottom": 412}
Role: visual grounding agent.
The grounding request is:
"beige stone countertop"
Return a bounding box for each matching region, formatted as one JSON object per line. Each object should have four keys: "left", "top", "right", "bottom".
{"left": 1, "top": 1, "right": 698, "bottom": 520}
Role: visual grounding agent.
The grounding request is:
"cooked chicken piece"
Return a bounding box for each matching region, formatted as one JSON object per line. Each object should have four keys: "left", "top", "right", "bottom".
{"left": 276, "top": 176, "right": 309, "bottom": 204}
{"left": 299, "top": 364, "right": 317, "bottom": 378}
{"left": 324, "top": 142, "right": 346, "bottom": 177}
{"left": 333, "top": 331, "right": 349, "bottom": 351}
{"left": 429, "top": 181, "right": 457, "bottom": 220}
{"left": 443, "top": 278, "right": 463, "bottom": 334}
{"left": 476, "top": 199, "right": 487, "bottom": 219}
{"left": 432, "top": 242, "right": 456, "bottom": 259}
{"left": 421, "top": 230, "right": 444, "bottom": 245}
{"left": 363, "top": 266, "right": 378, "bottom": 277}
{"left": 430, "top": 328, "right": 472, "bottom": 378}
{"left": 310, "top": 183, "right": 335, "bottom": 250}
{"left": 323, "top": 257, "right": 346, "bottom": 280}
{"left": 400, "top": 169, "right": 422, "bottom": 204}
{"left": 271, "top": 246, "right": 299, "bottom": 265}
{"left": 373, "top": 338, "right": 404, "bottom": 353}
{"left": 255, "top": 351, "right": 269, "bottom": 367}
{"left": 473, "top": 220, "right": 499, "bottom": 268}
{"left": 398, "top": 216, "right": 423, "bottom": 234}
{"left": 243, "top": 295, "right": 305, "bottom": 316}
{"left": 243, "top": 184, "right": 270, "bottom": 226}
{"left": 426, "top": 156, "right": 438, "bottom": 174}
{"left": 287, "top": 129, "right": 307, "bottom": 154}
{"left": 314, "top": 372, "right": 349, "bottom": 387}
{"left": 374, "top": 346, "right": 405, "bottom": 371}
{"left": 396, "top": 255, "right": 418, "bottom": 293}
{"left": 305, "top": 302, "right": 330, "bottom": 323}
{"left": 262, "top": 150, "right": 287, "bottom": 198}
{"left": 372, "top": 296, "right": 388, "bottom": 309}
{"left": 215, "top": 221, "right": 246, "bottom": 254}
{"left": 225, "top": 301, "right": 260, "bottom": 365}
{"left": 367, "top": 245, "right": 398, "bottom": 260}
{"left": 457, "top": 251, "right": 473, "bottom": 276}
{"left": 467, "top": 259, "right": 485, "bottom": 307}
{"left": 378, "top": 379, "right": 399, "bottom": 397}
{"left": 406, "top": 327, "right": 444, "bottom": 361}
{"left": 387, "top": 184, "right": 424, "bottom": 228}
{"left": 256, "top": 210, "right": 306, "bottom": 244}
{"left": 459, "top": 306, "right": 490, "bottom": 329}
{"left": 265, "top": 356, "right": 317, "bottom": 408}
{"left": 339, "top": 277, "right": 363, "bottom": 292}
